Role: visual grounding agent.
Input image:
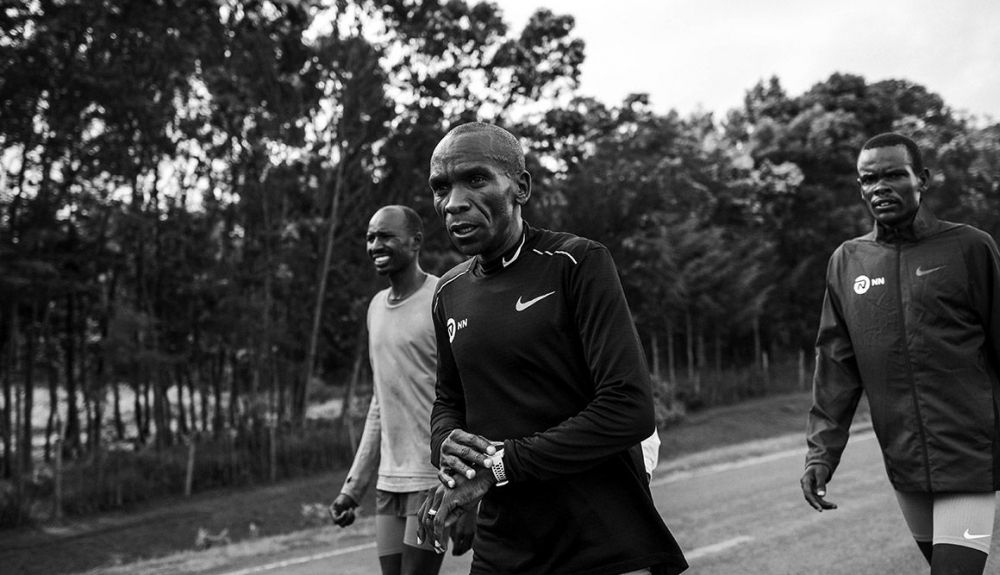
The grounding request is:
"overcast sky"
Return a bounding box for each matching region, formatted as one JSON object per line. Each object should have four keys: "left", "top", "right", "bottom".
{"left": 494, "top": 0, "right": 1000, "bottom": 121}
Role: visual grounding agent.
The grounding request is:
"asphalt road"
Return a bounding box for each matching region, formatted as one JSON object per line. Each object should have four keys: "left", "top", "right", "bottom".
{"left": 210, "top": 432, "right": 1000, "bottom": 575}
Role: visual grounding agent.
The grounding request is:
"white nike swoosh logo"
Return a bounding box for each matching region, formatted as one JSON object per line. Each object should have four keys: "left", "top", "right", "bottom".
{"left": 515, "top": 291, "right": 555, "bottom": 312}
{"left": 963, "top": 529, "right": 991, "bottom": 540}
{"left": 915, "top": 265, "right": 945, "bottom": 277}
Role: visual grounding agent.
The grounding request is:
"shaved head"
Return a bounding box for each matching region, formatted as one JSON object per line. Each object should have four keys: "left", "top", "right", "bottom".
{"left": 441, "top": 122, "right": 525, "bottom": 177}
{"left": 374, "top": 204, "right": 423, "bottom": 238}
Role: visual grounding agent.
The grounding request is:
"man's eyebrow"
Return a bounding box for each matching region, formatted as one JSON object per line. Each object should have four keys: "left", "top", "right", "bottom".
{"left": 455, "top": 164, "right": 492, "bottom": 177}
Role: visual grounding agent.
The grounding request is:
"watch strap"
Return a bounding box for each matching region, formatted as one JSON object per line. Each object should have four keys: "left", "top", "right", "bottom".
{"left": 491, "top": 448, "right": 509, "bottom": 487}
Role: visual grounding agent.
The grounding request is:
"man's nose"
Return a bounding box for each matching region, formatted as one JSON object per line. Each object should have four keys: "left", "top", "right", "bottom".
{"left": 443, "top": 186, "right": 471, "bottom": 213}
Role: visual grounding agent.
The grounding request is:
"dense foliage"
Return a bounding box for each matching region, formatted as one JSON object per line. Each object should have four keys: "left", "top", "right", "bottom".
{"left": 1, "top": 1, "right": 998, "bottom": 523}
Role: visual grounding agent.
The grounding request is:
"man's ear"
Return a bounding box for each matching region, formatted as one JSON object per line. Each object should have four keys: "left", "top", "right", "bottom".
{"left": 514, "top": 171, "right": 532, "bottom": 206}
{"left": 410, "top": 231, "right": 423, "bottom": 252}
{"left": 918, "top": 167, "right": 930, "bottom": 191}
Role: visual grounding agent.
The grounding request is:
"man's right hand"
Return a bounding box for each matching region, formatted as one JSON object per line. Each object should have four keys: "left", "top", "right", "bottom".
{"left": 438, "top": 429, "right": 496, "bottom": 487}
{"left": 801, "top": 464, "right": 837, "bottom": 512}
{"left": 449, "top": 501, "right": 478, "bottom": 555}
{"left": 417, "top": 475, "right": 492, "bottom": 553}
{"left": 329, "top": 493, "right": 358, "bottom": 527}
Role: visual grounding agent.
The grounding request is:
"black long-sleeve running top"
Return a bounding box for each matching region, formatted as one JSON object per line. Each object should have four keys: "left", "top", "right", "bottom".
{"left": 431, "top": 223, "right": 687, "bottom": 575}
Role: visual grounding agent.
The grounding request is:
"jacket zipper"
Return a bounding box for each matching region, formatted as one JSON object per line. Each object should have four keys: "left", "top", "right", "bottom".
{"left": 895, "top": 243, "right": 933, "bottom": 491}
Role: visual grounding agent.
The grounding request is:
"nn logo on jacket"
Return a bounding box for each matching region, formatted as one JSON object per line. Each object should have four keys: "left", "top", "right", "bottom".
{"left": 853, "top": 275, "right": 885, "bottom": 295}
{"left": 447, "top": 317, "right": 468, "bottom": 343}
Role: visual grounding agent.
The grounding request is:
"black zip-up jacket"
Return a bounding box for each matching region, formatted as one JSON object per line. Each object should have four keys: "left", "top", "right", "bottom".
{"left": 431, "top": 224, "right": 687, "bottom": 575}
{"left": 807, "top": 204, "right": 1000, "bottom": 492}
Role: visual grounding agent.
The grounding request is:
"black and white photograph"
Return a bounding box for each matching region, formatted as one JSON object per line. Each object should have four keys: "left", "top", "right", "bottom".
{"left": 2, "top": 1, "right": 999, "bottom": 574}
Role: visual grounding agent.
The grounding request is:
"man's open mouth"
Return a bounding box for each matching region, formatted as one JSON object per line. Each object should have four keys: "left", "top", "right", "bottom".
{"left": 449, "top": 222, "right": 478, "bottom": 238}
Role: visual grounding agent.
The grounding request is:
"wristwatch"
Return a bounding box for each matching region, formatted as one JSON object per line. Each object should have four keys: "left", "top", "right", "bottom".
{"left": 491, "top": 448, "right": 509, "bottom": 487}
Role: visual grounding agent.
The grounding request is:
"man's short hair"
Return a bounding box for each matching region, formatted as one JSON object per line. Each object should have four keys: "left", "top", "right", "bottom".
{"left": 445, "top": 122, "right": 526, "bottom": 176}
{"left": 860, "top": 132, "right": 925, "bottom": 173}
{"left": 380, "top": 204, "right": 423, "bottom": 237}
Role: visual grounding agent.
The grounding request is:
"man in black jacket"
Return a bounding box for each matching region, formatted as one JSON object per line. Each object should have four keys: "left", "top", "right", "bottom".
{"left": 416, "top": 122, "right": 687, "bottom": 575}
{"left": 802, "top": 132, "right": 1000, "bottom": 574}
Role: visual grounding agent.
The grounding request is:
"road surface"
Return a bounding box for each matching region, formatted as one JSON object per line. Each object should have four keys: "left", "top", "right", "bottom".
{"left": 207, "top": 432, "right": 1000, "bottom": 575}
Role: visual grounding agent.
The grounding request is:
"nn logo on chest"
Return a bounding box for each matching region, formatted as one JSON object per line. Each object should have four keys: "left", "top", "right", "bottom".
{"left": 853, "top": 275, "right": 885, "bottom": 295}
{"left": 446, "top": 317, "right": 468, "bottom": 343}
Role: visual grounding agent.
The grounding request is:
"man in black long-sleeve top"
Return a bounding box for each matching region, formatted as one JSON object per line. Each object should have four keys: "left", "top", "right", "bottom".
{"left": 416, "top": 122, "right": 687, "bottom": 575}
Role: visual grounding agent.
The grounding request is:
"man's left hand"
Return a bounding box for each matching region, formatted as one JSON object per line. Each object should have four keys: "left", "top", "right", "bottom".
{"left": 438, "top": 429, "right": 496, "bottom": 487}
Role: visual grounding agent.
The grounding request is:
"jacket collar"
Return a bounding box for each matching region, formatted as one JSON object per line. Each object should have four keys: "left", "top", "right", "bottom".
{"left": 872, "top": 203, "right": 940, "bottom": 243}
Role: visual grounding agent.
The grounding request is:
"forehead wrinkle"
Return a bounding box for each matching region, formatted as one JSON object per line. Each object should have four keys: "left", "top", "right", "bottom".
{"left": 430, "top": 153, "right": 509, "bottom": 179}
{"left": 434, "top": 131, "right": 522, "bottom": 174}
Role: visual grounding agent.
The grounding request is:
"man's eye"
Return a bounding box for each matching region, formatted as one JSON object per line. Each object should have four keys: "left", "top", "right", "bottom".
{"left": 885, "top": 170, "right": 909, "bottom": 180}
{"left": 469, "top": 175, "right": 487, "bottom": 185}
{"left": 858, "top": 174, "right": 878, "bottom": 186}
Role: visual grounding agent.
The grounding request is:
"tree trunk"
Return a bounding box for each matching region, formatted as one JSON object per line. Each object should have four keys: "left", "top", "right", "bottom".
{"left": 89, "top": 387, "right": 103, "bottom": 455}
{"left": 695, "top": 323, "right": 705, "bottom": 396}
{"left": 228, "top": 351, "right": 240, "bottom": 430}
{"left": 714, "top": 329, "right": 722, "bottom": 378}
{"left": 14, "top": 356, "right": 23, "bottom": 510}
{"left": 63, "top": 293, "right": 81, "bottom": 452}
{"left": 40, "top": 300, "right": 58, "bottom": 462}
{"left": 175, "top": 368, "right": 188, "bottom": 436}
{"left": 302, "top": 152, "right": 349, "bottom": 423}
{"left": 131, "top": 166, "right": 149, "bottom": 446}
{"left": 13, "top": 354, "right": 23, "bottom": 522}
{"left": 185, "top": 368, "right": 199, "bottom": 435}
{"left": 102, "top": 271, "right": 125, "bottom": 441}
{"left": 798, "top": 348, "right": 807, "bottom": 390}
{"left": 684, "top": 310, "right": 695, "bottom": 391}
{"left": 112, "top": 381, "right": 124, "bottom": 441}
{"left": 153, "top": 371, "right": 172, "bottom": 448}
{"left": 53, "top": 418, "right": 63, "bottom": 522}
{"left": 7, "top": 142, "right": 30, "bottom": 240}
{"left": 753, "top": 312, "right": 762, "bottom": 370}
{"left": 198, "top": 363, "right": 208, "bottom": 433}
{"left": 340, "top": 316, "right": 367, "bottom": 455}
{"left": 140, "top": 379, "right": 152, "bottom": 445}
{"left": 762, "top": 351, "right": 771, "bottom": 388}
{"left": 20, "top": 304, "right": 36, "bottom": 475}
{"left": 213, "top": 348, "right": 224, "bottom": 436}
{"left": 132, "top": 381, "right": 143, "bottom": 445}
{"left": 79, "top": 306, "right": 96, "bottom": 455}
{"left": 650, "top": 331, "right": 661, "bottom": 381}
{"left": 45, "top": 356, "right": 58, "bottom": 462}
{"left": 666, "top": 318, "right": 676, "bottom": 387}
{"left": 149, "top": 166, "right": 171, "bottom": 449}
{"left": 1, "top": 303, "right": 16, "bottom": 478}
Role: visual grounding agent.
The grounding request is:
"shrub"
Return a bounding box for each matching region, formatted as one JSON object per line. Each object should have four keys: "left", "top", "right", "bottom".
{"left": 48, "top": 419, "right": 353, "bottom": 518}
{"left": 0, "top": 480, "right": 30, "bottom": 529}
